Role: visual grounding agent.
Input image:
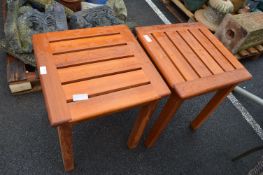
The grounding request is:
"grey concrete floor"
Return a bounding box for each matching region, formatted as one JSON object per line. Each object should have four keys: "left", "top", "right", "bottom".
{"left": 1, "top": 1, "right": 263, "bottom": 174}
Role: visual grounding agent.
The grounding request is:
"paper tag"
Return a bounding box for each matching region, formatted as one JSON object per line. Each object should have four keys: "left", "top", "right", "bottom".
{"left": 40, "top": 66, "right": 47, "bottom": 75}
{"left": 143, "top": 35, "right": 152, "bottom": 42}
{"left": 73, "top": 94, "right": 89, "bottom": 102}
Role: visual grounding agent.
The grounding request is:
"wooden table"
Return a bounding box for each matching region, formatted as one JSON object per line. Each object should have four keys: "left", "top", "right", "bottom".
{"left": 136, "top": 23, "right": 252, "bottom": 147}
{"left": 32, "top": 25, "right": 170, "bottom": 171}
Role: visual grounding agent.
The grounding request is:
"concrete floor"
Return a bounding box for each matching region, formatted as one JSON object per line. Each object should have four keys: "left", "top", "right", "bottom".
{"left": 1, "top": 0, "right": 263, "bottom": 174}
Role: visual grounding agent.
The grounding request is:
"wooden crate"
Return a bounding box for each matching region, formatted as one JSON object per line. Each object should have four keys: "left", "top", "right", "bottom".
{"left": 7, "top": 56, "right": 41, "bottom": 94}
{"left": 2, "top": 0, "right": 41, "bottom": 94}
{"left": 236, "top": 45, "right": 263, "bottom": 60}
{"left": 161, "top": 0, "right": 263, "bottom": 60}
{"left": 161, "top": 0, "right": 195, "bottom": 22}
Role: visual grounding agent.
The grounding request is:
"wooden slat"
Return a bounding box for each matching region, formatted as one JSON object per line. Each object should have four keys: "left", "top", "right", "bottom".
{"left": 152, "top": 32, "right": 199, "bottom": 81}
{"left": 248, "top": 47, "right": 259, "bottom": 55}
{"left": 121, "top": 29, "right": 172, "bottom": 98}
{"left": 32, "top": 34, "right": 72, "bottom": 126}
{"left": 199, "top": 28, "right": 244, "bottom": 69}
{"left": 238, "top": 49, "right": 250, "bottom": 57}
{"left": 136, "top": 23, "right": 205, "bottom": 34}
{"left": 174, "top": 69, "right": 252, "bottom": 99}
{"left": 50, "top": 34, "right": 126, "bottom": 55}
{"left": 58, "top": 57, "right": 141, "bottom": 84}
{"left": 162, "top": 0, "right": 187, "bottom": 23}
{"left": 136, "top": 34, "right": 185, "bottom": 86}
{"left": 53, "top": 44, "right": 134, "bottom": 68}
{"left": 7, "top": 55, "right": 27, "bottom": 83}
{"left": 69, "top": 84, "right": 159, "bottom": 123}
{"left": 177, "top": 30, "right": 224, "bottom": 75}
{"left": 166, "top": 31, "right": 212, "bottom": 77}
{"left": 170, "top": 0, "right": 194, "bottom": 19}
{"left": 62, "top": 70, "right": 150, "bottom": 101}
{"left": 33, "top": 25, "right": 170, "bottom": 127}
{"left": 136, "top": 23, "right": 252, "bottom": 99}
{"left": 189, "top": 28, "right": 235, "bottom": 71}
{"left": 46, "top": 25, "right": 125, "bottom": 42}
{"left": 256, "top": 45, "right": 263, "bottom": 53}
{"left": 3, "top": 0, "right": 41, "bottom": 95}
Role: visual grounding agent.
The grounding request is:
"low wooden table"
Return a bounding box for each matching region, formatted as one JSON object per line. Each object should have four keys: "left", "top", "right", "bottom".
{"left": 32, "top": 25, "right": 170, "bottom": 171}
{"left": 136, "top": 23, "right": 252, "bottom": 147}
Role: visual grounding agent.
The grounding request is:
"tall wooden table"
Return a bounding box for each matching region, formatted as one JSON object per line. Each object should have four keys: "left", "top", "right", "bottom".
{"left": 32, "top": 25, "right": 170, "bottom": 171}
{"left": 136, "top": 23, "right": 252, "bottom": 147}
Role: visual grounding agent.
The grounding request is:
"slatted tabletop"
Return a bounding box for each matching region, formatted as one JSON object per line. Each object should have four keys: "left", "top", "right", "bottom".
{"left": 136, "top": 23, "right": 252, "bottom": 99}
{"left": 33, "top": 25, "right": 170, "bottom": 126}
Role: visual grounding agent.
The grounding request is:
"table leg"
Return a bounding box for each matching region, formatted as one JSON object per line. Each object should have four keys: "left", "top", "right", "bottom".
{"left": 127, "top": 100, "right": 159, "bottom": 149}
{"left": 145, "top": 94, "right": 183, "bottom": 148}
{"left": 190, "top": 85, "right": 236, "bottom": 130}
{"left": 57, "top": 123, "right": 74, "bottom": 172}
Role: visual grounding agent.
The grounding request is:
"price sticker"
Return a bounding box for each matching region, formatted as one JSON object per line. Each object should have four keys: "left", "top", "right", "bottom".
{"left": 144, "top": 35, "right": 152, "bottom": 42}
{"left": 73, "top": 94, "right": 89, "bottom": 102}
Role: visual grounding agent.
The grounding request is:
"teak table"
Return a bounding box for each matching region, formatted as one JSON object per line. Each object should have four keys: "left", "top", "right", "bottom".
{"left": 136, "top": 23, "right": 252, "bottom": 147}
{"left": 32, "top": 25, "right": 170, "bottom": 171}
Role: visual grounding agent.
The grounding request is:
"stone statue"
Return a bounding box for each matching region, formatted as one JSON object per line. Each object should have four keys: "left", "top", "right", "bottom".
{"left": 195, "top": 0, "right": 234, "bottom": 31}
{"left": 28, "top": 0, "right": 74, "bottom": 17}
{"left": 17, "top": 3, "right": 68, "bottom": 53}
{"left": 107, "top": 0, "right": 127, "bottom": 22}
{"left": 4, "top": 0, "right": 23, "bottom": 53}
{"left": 3, "top": 0, "right": 68, "bottom": 66}
{"left": 0, "top": 39, "right": 36, "bottom": 66}
{"left": 69, "top": 5, "right": 122, "bottom": 29}
{"left": 215, "top": 12, "right": 263, "bottom": 53}
{"left": 81, "top": 0, "right": 127, "bottom": 23}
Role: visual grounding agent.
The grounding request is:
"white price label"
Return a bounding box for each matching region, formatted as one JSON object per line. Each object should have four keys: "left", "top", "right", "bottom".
{"left": 73, "top": 94, "right": 89, "bottom": 102}
{"left": 144, "top": 35, "right": 152, "bottom": 42}
{"left": 40, "top": 66, "right": 47, "bottom": 75}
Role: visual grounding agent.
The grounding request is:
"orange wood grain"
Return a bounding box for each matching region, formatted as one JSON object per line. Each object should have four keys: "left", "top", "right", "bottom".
{"left": 128, "top": 100, "right": 159, "bottom": 149}
{"left": 57, "top": 124, "right": 74, "bottom": 172}
{"left": 165, "top": 31, "right": 212, "bottom": 77}
{"left": 58, "top": 57, "right": 140, "bottom": 84}
{"left": 62, "top": 70, "right": 150, "bottom": 102}
{"left": 136, "top": 23, "right": 252, "bottom": 96}
{"left": 199, "top": 28, "right": 244, "bottom": 69}
{"left": 136, "top": 34, "right": 185, "bottom": 85}
{"left": 32, "top": 35, "right": 72, "bottom": 126}
{"left": 69, "top": 84, "right": 159, "bottom": 123}
{"left": 53, "top": 44, "right": 133, "bottom": 68}
{"left": 50, "top": 33, "right": 125, "bottom": 55}
{"left": 152, "top": 32, "right": 199, "bottom": 81}
{"left": 177, "top": 30, "right": 224, "bottom": 74}
{"left": 32, "top": 25, "right": 170, "bottom": 171}
{"left": 136, "top": 22, "right": 205, "bottom": 34}
{"left": 145, "top": 94, "right": 183, "bottom": 148}
{"left": 190, "top": 85, "right": 236, "bottom": 130}
{"left": 174, "top": 69, "right": 251, "bottom": 99}
{"left": 189, "top": 28, "right": 235, "bottom": 72}
{"left": 120, "top": 28, "right": 171, "bottom": 98}
{"left": 46, "top": 26, "right": 122, "bottom": 42}
{"left": 137, "top": 23, "right": 252, "bottom": 147}
{"left": 33, "top": 25, "right": 170, "bottom": 125}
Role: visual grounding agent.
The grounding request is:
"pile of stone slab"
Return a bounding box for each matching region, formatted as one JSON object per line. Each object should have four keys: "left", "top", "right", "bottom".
{"left": 1, "top": 0, "right": 127, "bottom": 67}
{"left": 215, "top": 12, "right": 263, "bottom": 54}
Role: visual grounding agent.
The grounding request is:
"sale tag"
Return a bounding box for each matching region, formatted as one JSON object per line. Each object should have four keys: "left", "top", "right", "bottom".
{"left": 40, "top": 66, "right": 47, "bottom": 75}
{"left": 73, "top": 94, "right": 89, "bottom": 102}
{"left": 143, "top": 35, "right": 152, "bottom": 42}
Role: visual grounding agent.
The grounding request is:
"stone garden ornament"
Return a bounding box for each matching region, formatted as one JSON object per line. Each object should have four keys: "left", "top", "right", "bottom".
{"left": 195, "top": 0, "right": 234, "bottom": 31}
{"left": 2, "top": 0, "right": 68, "bottom": 66}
